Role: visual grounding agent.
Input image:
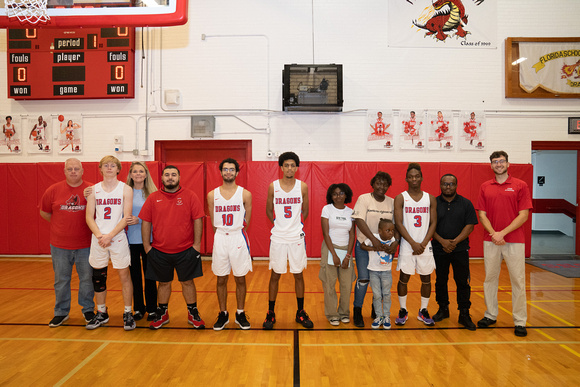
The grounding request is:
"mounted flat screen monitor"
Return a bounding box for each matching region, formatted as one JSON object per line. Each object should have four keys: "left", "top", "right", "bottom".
{"left": 283, "top": 64, "right": 343, "bottom": 112}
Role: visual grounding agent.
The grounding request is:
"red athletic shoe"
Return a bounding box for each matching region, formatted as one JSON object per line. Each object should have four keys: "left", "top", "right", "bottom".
{"left": 188, "top": 308, "right": 205, "bottom": 329}
{"left": 149, "top": 308, "right": 169, "bottom": 330}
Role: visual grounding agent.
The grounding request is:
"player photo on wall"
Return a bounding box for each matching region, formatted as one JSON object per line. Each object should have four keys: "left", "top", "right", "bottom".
{"left": 0, "top": 115, "right": 22, "bottom": 154}
{"left": 427, "top": 110, "right": 454, "bottom": 150}
{"left": 399, "top": 109, "right": 425, "bottom": 150}
{"left": 27, "top": 115, "right": 52, "bottom": 154}
{"left": 367, "top": 109, "right": 395, "bottom": 150}
{"left": 57, "top": 114, "right": 83, "bottom": 154}
{"left": 459, "top": 110, "right": 485, "bottom": 150}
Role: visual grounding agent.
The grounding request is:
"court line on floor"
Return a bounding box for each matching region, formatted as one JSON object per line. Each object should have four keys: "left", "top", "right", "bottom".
{"left": 300, "top": 340, "right": 580, "bottom": 347}
{"left": 499, "top": 287, "right": 580, "bottom": 358}
{"left": 0, "top": 336, "right": 292, "bottom": 346}
{"left": 534, "top": 328, "right": 580, "bottom": 358}
{"left": 54, "top": 342, "right": 109, "bottom": 387}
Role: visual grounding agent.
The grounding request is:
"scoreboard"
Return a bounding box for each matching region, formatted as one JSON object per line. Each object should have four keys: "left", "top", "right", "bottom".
{"left": 7, "top": 27, "right": 135, "bottom": 100}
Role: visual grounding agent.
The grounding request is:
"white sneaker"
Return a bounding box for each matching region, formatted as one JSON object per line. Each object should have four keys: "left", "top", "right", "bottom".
{"left": 329, "top": 318, "right": 340, "bottom": 326}
{"left": 371, "top": 316, "right": 384, "bottom": 329}
{"left": 340, "top": 316, "right": 350, "bottom": 324}
{"left": 383, "top": 316, "right": 391, "bottom": 330}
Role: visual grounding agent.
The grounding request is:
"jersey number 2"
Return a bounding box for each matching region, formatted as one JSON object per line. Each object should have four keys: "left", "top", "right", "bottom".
{"left": 103, "top": 207, "right": 111, "bottom": 220}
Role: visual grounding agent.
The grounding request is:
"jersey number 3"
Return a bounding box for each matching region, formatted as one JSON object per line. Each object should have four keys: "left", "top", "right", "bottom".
{"left": 413, "top": 215, "right": 422, "bottom": 227}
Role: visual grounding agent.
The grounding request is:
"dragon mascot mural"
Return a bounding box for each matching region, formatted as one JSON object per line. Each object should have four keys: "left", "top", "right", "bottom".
{"left": 410, "top": 0, "right": 484, "bottom": 42}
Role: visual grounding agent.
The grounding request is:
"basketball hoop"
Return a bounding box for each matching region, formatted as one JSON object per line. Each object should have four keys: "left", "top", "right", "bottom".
{"left": 6, "top": 0, "right": 50, "bottom": 25}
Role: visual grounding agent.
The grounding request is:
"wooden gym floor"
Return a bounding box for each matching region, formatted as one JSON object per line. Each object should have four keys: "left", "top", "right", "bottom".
{"left": 1, "top": 257, "right": 579, "bottom": 386}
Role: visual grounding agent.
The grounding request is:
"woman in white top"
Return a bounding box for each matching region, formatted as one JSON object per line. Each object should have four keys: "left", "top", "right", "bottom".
{"left": 319, "top": 183, "right": 356, "bottom": 325}
{"left": 125, "top": 162, "right": 158, "bottom": 321}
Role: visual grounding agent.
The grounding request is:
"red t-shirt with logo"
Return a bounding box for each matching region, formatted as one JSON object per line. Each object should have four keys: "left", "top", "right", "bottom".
{"left": 139, "top": 187, "right": 205, "bottom": 254}
{"left": 40, "top": 180, "right": 93, "bottom": 249}
{"left": 476, "top": 176, "right": 533, "bottom": 243}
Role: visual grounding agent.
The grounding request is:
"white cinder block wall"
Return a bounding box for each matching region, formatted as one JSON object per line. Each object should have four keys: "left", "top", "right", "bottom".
{"left": 0, "top": 0, "right": 579, "bottom": 164}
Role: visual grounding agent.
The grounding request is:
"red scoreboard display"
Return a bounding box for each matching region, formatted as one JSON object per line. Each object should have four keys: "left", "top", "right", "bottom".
{"left": 7, "top": 27, "right": 135, "bottom": 100}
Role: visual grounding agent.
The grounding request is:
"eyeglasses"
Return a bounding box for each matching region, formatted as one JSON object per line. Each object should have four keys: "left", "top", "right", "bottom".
{"left": 332, "top": 192, "right": 346, "bottom": 196}
{"left": 441, "top": 182, "right": 456, "bottom": 187}
{"left": 222, "top": 168, "right": 236, "bottom": 173}
{"left": 491, "top": 159, "right": 507, "bottom": 165}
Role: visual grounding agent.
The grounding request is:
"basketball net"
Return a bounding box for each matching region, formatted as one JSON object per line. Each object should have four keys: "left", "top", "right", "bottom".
{"left": 6, "top": 0, "right": 50, "bottom": 25}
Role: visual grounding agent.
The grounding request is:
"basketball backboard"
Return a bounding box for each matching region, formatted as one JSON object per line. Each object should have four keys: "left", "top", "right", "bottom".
{"left": 0, "top": 0, "right": 187, "bottom": 28}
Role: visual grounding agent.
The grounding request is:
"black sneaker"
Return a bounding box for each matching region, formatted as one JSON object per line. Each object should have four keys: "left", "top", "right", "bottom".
{"left": 213, "top": 311, "right": 229, "bottom": 331}
{"left": 133, "top": 311, "right": 144, "bottom": 321}
{"left": 514, "top": 325, "right": 527, "bottom": 337}
{"left": 458, "top": 310, "right": 476, "bottom": 331}
{"left": 353, "top": 306, "right": 364, "bottom": 328}
{"left": 263, "top": 310, "right": 276, "bottom": 330}
{"left": 147, "top": 312, "right": 157, "bottom": 321}
{"left": 296, "top": 309, "right": 314, "bottom": 329}
{"left": 86, "top": 310, "right": 109, "bottom": 330}
{"left": 124, "top": 312, "right": 136, "bottom": 331}
{"left": 477, "top": 317, "right": 497, "bottom": 328}
{"left": 235, "top": 311, "right": 251, "bottom": 330}
{"left": 83, "top": 311, "right": 96, "bottom": 323}
{"left": 433, "top": 307, "right": 450, "bottom": 322}
{"left": 49, "top": 315, "right": 69, "bottom": 327}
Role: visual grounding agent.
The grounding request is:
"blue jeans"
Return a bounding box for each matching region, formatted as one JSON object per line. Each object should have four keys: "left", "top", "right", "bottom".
{"left": 369, "top": 270, "right": 392, "bottom": 318}
{"left": 353, "top": 241, "right": 370, "bottom": 308}
{"left": 51, "top": 245, "right": 94, "bottom": 316}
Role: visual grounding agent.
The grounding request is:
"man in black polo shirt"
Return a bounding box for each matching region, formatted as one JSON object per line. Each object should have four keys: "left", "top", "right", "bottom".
{"left": 431, "top": 174, "right": 478, "bottom": 330}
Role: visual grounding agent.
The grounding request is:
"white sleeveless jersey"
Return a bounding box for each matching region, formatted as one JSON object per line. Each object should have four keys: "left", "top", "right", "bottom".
{"left": 271, "top": 179, "right": 304, "bottom": 243}
{"left": 213, "top": 186, "right": 245, "bottom": 232}
{"left": 94, "top": 181, "right": 125, "bottom": 235}
{"left": 399, "top": 191, "right": 433, "bottom": 256}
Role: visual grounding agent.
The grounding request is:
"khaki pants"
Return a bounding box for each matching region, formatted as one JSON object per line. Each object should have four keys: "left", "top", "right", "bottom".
{"left": 482, "top": 242, "right": 527, "bottom": 326}
{"left": 319, "top": 242, "right": 356, "bottom": 320}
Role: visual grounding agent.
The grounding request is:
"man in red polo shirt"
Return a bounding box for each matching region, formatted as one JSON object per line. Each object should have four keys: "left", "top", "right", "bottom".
{"left": 140, "top": 165, "right": 206, "bottom": 330}
{"left": 476, "top": 150, "right": 532, "bottom": 337}
{"left": 40, "top": 158, "right": 94, "bottom": 327}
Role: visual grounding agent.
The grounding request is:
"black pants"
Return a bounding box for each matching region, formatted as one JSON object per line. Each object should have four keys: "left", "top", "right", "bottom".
{"left": 129, "top": 244, "right": 158, "bottom": 314}
{"left": 434, "top": 249, "right": 471, "bottom": 310}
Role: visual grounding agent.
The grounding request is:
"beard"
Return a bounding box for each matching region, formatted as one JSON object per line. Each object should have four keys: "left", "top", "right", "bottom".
{"left": 163, "top": 180, "right": 179, "bottom": 190}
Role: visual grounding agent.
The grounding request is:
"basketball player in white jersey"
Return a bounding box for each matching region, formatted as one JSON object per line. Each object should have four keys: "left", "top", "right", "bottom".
{"left": 393, "top": 163, "right": 437, "bottom": 326}
{"left": 263, "top": 151, "right": 313, "bottom": 329}
{"left": 85, "top": 155, "right": 135, "bottom": 331}
{"left": 207, "top": 158, "right": 253, "bottom": 330}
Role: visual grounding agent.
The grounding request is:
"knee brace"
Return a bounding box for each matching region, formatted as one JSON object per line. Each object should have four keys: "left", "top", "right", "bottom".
{"left": 92, "top": 267, "right": 108, "bottom": 292}
{"left": 398, "top": 277, "right": 409, "bottom": 285}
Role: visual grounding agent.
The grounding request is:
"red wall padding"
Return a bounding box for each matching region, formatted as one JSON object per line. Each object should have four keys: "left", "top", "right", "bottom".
{"left": 2, "top": 161, "right": 532, "bottom": 257}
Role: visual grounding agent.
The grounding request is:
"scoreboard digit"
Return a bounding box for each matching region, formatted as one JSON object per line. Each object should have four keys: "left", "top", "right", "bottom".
{"left": 7, "top": 27, "right": 135, "bottom": 100}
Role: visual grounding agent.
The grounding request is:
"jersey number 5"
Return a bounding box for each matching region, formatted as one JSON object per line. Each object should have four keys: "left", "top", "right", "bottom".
{"left": 284, "top": 206, "right": 292, "bottom": 218}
